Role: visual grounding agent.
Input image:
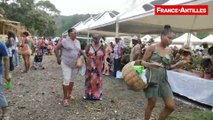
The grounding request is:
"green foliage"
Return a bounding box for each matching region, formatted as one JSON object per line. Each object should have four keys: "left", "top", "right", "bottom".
{"left": 78, "top": 38, "right": 88, "bottom": 50}
{"left": 124, "top": 46, "right": 132, "bottom": 54}
{"left": 197, "top": 32, "right": 209, "bottom": 39}
{"left": 0, "top": 6, "right": 4, "bottom": 14}
{"left": 169, "top": 109, "right": 213, "bottom": 120}
{"left": 0, "top": 0, "right": 59, "bottom": 36}
{"left": 35, "top": 0, "right": 60, "bottom": 15}
{"left": 54, "top": 14, "right": 94, "bottom": 35}
{"left": 191, "top": 54, "right": 203, "bottom": 70}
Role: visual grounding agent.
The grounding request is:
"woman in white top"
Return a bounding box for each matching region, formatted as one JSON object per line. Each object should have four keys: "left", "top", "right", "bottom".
{"left": 54, "top": 28, "right": 81, "bottom": 106}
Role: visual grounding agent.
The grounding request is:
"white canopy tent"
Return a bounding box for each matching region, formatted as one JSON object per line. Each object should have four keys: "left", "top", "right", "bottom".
{"left": 202, "top": 34, "right": 213, "bottom": 44}
{"left": 88, "top": 11, "right": 116, "bottom": 30}
{"left": 141, "top": 34, "right": 153, "bottom": 43}
{"left": 88, "top": 0, "right": 213, "bottom": 37}
{"left": 154, "top": 36, "right": 161, "bottom": 43}
{"left": 89, "top": 0, "right": 199, "bottom": 35}
{"left": 154, "top": 36, "right": 183, "bottom": 48}
{"left": 61, "top": 11, "right": 128, "bottom": 37}
{"left": 73, "top": 16, "right": 94, "bottom": 31}
{"left": 75, "top": 11, "right": 132, "bottom": 37}
{"left": 126, "top": 0, "right": 213, "bottom": 32}
{"left": 154, "top": 33, "right": 202, "bottom": 45}
{"left": 172, "top": 33, "right": 202, "bottom": 45}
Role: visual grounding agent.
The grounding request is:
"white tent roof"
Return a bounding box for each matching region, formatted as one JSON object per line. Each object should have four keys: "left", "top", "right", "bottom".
{"left": 75, "top": 22, "right": 85, "bottom": 31}
{"left": 74, "top": 11, "right": 133, "bottom": 37}
{"left": 154, "top": 36, "right": 184, "bottom": 48}
{"left": 141, "top": 34, "right": 152, "bottom": 42}
{"left": 119, "top": 0, "right": 193, "bottom": 22}
{"left": 120, "top": 0, "right": 213, "bottom": 32}
{"left": 202, "top": 34, "right": 213, "bottom": 44}
{"left": 172, "top": 33, "right": 202, "bottom": 44}
{"left": 90, "top": 0, "right": 213, "bottom": 34}
{"left": 154, "top": 36, "right": 161, "bottom": 43}
{"left": 77, "top": 18, "right": 95, "bottom": 31}
{"left": 74, "top": 16, "right": 95, "bottom": 31}
{"left": 89, "top": 12, "right": 115, "bottom": 30}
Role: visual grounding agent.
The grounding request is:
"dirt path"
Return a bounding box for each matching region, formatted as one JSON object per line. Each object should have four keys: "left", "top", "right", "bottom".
{"left": 3, "top": 56, "right": 209, "bottom": 120}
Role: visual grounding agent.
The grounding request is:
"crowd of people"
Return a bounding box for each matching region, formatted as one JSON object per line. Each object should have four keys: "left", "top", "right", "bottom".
{"left": 0, "top": 31, "right": 56, "bottom": 120}
{"left": 52, "top": 26, "right": 188, "bottom": 120}
{"left": 0, "top": 25, "right": 213, "bottom": 120}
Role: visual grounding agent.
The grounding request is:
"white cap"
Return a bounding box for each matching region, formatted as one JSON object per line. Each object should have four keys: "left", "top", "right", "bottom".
{"left": 132, "top": 36, "right": 138, "bottom": 40}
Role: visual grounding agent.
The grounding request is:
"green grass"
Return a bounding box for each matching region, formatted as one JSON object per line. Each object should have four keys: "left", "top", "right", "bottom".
{"left": 169, "top": 110, "right": 213, "bottom": 120}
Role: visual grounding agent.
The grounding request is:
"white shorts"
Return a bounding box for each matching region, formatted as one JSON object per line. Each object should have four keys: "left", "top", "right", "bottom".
{"left": 61, "top": 61, "right": 78, "bottom": 85}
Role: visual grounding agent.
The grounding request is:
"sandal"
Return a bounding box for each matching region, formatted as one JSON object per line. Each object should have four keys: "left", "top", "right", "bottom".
{"left": 63, "top": 99, "right": 69, "bottom": 106}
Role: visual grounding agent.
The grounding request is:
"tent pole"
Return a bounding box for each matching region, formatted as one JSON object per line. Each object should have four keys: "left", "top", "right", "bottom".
{"left": 87, "top": 31, "right": 90, "bottom": 44}
{"left": 187, "top": 33, "right": 191, "bottom": 46}
{"left": 115, "top": 20, "right": 119, "bottom": 38}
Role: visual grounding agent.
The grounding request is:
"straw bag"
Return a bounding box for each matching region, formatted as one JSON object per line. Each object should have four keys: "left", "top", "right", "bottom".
{"left": 122, "top": 61, "right": 149, "bottom": 91}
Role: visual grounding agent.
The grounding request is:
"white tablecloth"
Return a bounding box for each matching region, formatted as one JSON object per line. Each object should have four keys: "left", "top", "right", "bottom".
{"left": 167, "top": 71, "right": 213, "bottom": 107}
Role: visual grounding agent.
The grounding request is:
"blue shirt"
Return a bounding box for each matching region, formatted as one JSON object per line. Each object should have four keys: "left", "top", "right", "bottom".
{"left": 0, "top": 41, "right": 9, "bottom": 75}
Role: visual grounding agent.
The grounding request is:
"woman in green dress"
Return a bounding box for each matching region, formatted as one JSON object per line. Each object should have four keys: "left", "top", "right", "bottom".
{"left": 142, "top": 25, "right": 188, "bottom": 120}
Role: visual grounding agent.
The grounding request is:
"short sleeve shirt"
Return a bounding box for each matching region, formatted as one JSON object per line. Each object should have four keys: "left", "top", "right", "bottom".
{"left": 0, "top": 41, "right": 9, "bottom": 74}
{"left": 113, "top": 42, "right": 124, "bottom": 59}
{"left": 61, "top": 38, "right": 81, "bottom": 68}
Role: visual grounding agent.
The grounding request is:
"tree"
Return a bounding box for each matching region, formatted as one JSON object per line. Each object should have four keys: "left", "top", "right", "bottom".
{"left": 0, "top": 0, "right": 9, "bottom": 3}
{"left": 196, "top": 32, "right": 209, "bottom": 39}
{"left": 0, "top": 7, "right": 4, "bottom": 15}
{"left": 35, "top": 0, "right": 60, "bottom": 15}
{"left": 0, "top": 0, "right": 59, "bottom": 37}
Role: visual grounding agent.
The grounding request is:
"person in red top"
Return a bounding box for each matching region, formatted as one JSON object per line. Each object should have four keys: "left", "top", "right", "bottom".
{"left": 40, "top": 38, "right": 46, "bottom": 55}
{"left": 47, "top": 39, "right": 54, "bottom": 55}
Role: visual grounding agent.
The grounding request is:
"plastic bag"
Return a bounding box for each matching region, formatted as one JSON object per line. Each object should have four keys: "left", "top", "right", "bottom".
{"left": 116, "top": 71, "right": 122, "bottom": 79}
{"left": 79, "top": 56, "right": 86, "bottom": 76}
{"left": 5, "top": 81, "right": 13, "bottom": 90}
{"left": 133, "top": 65, "right": 147, "bottom": 84}
{"left": 141, "top": 70, "right": 147, "bottom": 84}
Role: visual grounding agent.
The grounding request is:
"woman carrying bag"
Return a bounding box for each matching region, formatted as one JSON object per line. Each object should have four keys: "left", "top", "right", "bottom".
{"left": 142, "top": 25, "right": 188, "bottom": 120}
{"left": 54, "top": 28, "right": 81, "bottom": 106}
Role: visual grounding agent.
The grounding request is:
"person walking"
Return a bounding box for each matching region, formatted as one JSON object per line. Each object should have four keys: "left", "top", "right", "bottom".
{"left": 0, "top": 41, "right": 11, "bottom": 120}
{"left": 113, "top": 38, "right": 124, "bottom": 77}
{"left": 84, "top": 34, "right": 105, "bottom": 100}
{"left": 142, "top": 25, "right": 188, "bottom": 120}
{"left": 54, "top": 28, "right": 81, "bottom": 106}
{"left": 102, "top": 43, "right": 113, "bottom": 75}
{"left": 6, "top": 31, "right": 15, "bottom": 72}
